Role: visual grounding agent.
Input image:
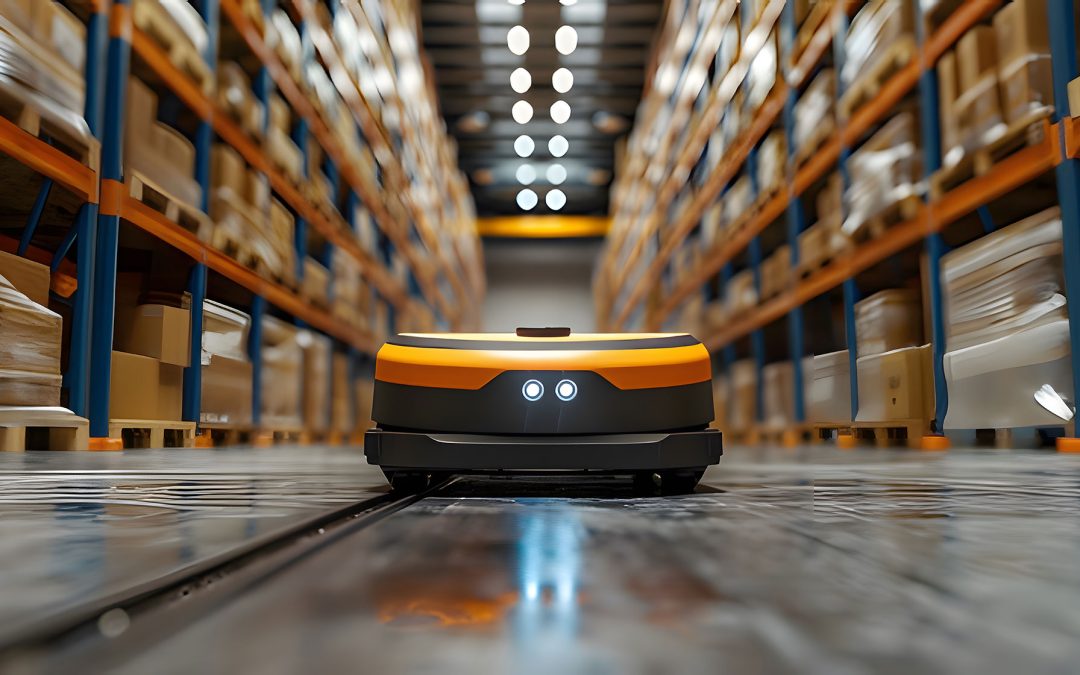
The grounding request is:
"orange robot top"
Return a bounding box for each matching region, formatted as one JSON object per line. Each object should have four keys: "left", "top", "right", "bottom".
{"left": 374, "top": 332, "right": 711, "bottom": 391}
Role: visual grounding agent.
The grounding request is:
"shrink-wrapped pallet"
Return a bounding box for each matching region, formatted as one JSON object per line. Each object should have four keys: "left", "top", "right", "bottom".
{"left": 200, "top": 300, "right": 253, "bottom": 426}
{"left": 855, "top": 289, "right": 923, "bottom": 357}
{"left": 993, "top": 0, "right": 1053, "bottom": 124}
{"left": 729, "top": 359, "right": 758, "bottom": 432}
{"left": 841, "top": 0, "right": 916, "bottom": 92}
{"left": 941, "top": 207, "right": 1072, "bottom": 429}
{"left": 843, "top": 112, "right": 922, "bottom": 238}
{"left": 217, "top": 62, "right": 266, "bottom": 138}
{"left": 762, "top": 359, "right": 812, "bottom": 430}
{"left": 331, "top": 352, "right": 354, "bottom": 436}
{"left": 0, "top": 273, "right": 61, "bottom": 406}
{"left": 125, "top": 77, "right": 202, "bottom": 208}
{"left": 261, "top": 316, "right": 303, "bottom": 429}
{"left": 806, "top": 350, "right": 852, "bottom": 425}
{"left": 793, "top": 69, "right": 835, "bottom": 162}
{"left": 302, "top": 331, "right": 332, "bottom": 434}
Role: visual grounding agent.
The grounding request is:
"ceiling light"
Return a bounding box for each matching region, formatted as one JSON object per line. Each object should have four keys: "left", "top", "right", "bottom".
{"left": 552, "top": 67, "right": 573, "bottom": 93}
{"left": 559, "top": 0, "right": 577, "bottom": 4}
{"left": 507, "top": 25, "right": 530, "bottom": 55}
{"left": 510, "top": 67, "right": 531, "bottom": 93}
{"left": 514, "top": 135, "right": 534, "bottom": 157}
{"left": 512, "top": 100, "right": 534, "bottom": 123}
{"left": 555, "top": 26, "right": 577, "bottom": 55}
{"left": 550, "top": 100, "right": 571, "bottom": 124}
{"left": 546, "top": 163, "right": 566, "bottom": 185}
{"left": 548, "top": 134, "right": 568, "bottom": 157}
{"left": 546, "top": 189, "right": 566, "bottom": 210}
{"left": 517, "top": 188, "right": 538, "bottom": 210}
{"left": 516, "top": 164, "right": 537, "bottom": 184}
{"left": 509, "top": 0, "right": 525, "bottom": 4}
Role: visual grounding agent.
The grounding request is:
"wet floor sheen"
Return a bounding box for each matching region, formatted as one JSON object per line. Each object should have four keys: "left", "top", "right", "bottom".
{"left": 0, "top": 446, "right": 386, "bottom": 645}
{"left": 26, "top": 445, "right": 1080, "bottom": 674}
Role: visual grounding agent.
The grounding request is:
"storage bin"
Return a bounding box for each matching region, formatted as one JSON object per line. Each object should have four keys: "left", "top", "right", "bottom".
{"left": 856, "top": 344, "right": 933, "bottom": 423}
{"left": 943, "top": 319, "right": 1072, "bottom": 429}
{"left": 855, "top": 289, "right": 923, "bottom": 357}
{"left": 806, "top": 350, "right": 852, "bottom": 425}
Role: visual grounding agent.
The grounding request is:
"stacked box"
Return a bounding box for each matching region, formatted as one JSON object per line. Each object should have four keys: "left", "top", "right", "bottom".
{"left": 267, "top": 93, "right": 304, "bottom": 184}
{"left": 806, "top": 350, "right": 852, "bottom": 425}
{"left": 793, "top": 69, "right": 835, "bottom": 162}
{"left": 200, "top": 300, "right": 253, "bottom": 426}
{"left": 762, "top": 360, "right": 812, "bottom": 430}
{"left": 126, "top": 78, "right": 202, "bottom": 208}
{"left": 302, "top": 332, "right": 331, "bottom": 434}
{"left": 854, "top": 289, "right": 923, "bottom": 357}
{"left": 953, "top": 26, "right": 1006, "bottom": 153}
{"left": 756, "top": 130, "right": 786, "bottom": 200}
{"left": 0, "top": 254, "right": 61, "bottom": 406}
{"left": 729, "top": 359, "right": 757, "bottom": 432}
{"left": 723, "top": 175, "right": 754, "bottom": 231}
{"left": 725, "top": 269, "right": 758, "bottom": 318}
{"left": 0, "top": 0, "right": 86, "bottom": 116}
{"left": 260, "top": 316, "right": 303, "bottom": 429}
{"left": 744, "top": 29, "right": 778, "bottom": 114}
{"left": 843, "top": 112, "right": 921, "bottom": 238}
{"left": 760, "top": 245, "right": 790, "bottom": 299}
{"left": 266, "top": 9, "right": 303, "bottom": 82}
{"left": 216, "top": 62, "right": 266, "bottom": 138}
{"left": 942, "top": 207, "right": 1072, "bottom": 429}
{"left": 301, "top": 257, "right": 331, "bottom": 308}
{"left": 856, "top": 344, "right": 934, "bottom": 424}
{"left": 332, "top": 254, "right": 370, "bottom": 331}
{"left": 841, "top": 0, "right": 916, "bottom": 95}
{"left": 331, "top": 352, "right": 354, "bottom": 436}
{"left": 993, "top": 0, "right": 1053, "bottom": 124}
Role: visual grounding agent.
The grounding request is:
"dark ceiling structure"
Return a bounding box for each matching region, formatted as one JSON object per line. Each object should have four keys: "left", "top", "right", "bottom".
{"left": 420, "top": 0, "right": 663, "bottom": 217}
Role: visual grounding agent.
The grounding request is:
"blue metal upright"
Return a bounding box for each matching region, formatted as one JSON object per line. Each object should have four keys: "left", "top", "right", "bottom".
{"left": 293, "top": 119, "right": 310, "bottom": 284}
{"left": 1048, "top": 0, "right": 1080, "bottom": 420}
{"left": 18, "top": 180, "right": 52, "bottom": 255}
{"left": 916, "top": 11, "right": 949, "bottom": 433}
{"left": 88, "top": 0, "right": 133, "bottom": 438}
{"left": 183, "top": 264, "right": 207, "bottom": 422}
{"left": 66, "top": 1, "right": 107, "bottom": 417}
{"left": 248, "top": 295, "right": 266, "bottom": 427}
{"left": 781, "top": 1, "right": 806, "bottom": 424}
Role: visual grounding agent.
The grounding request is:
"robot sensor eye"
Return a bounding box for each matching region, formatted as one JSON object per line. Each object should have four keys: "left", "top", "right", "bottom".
{"left": 522, "top": 379, "right": 544, "bottom": 401}
{"left": 556, "top": 379, "right": 577, "bottom": 402}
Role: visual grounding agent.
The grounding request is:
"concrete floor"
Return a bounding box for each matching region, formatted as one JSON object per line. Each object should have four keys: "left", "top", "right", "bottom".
{"left": 3, "top": 445, "right": 1080, "bottom": 673}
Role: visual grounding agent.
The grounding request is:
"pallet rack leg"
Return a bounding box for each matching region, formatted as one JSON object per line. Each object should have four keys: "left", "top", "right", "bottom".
{"left": 1049, "top": 0, "right": 1080, "bottom": 451}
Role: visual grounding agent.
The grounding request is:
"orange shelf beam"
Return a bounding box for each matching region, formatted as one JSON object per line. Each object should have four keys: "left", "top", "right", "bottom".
{"left": 218, "top": 0, "right": 453, "bottom": 321}
{"left": 609, "top": 0, "right": 1014, "bottom": 330}
{"left": 129, "top": 23, "right": 411, "bottom": 311}
{"left": 696, "top": 121, "right": 1062, "bottom": 350}
{"left": 102, "top": 179, "right": 378, "bottom": 353}
{"left": 0, "top": 116, "right": 98, "bottom": 203}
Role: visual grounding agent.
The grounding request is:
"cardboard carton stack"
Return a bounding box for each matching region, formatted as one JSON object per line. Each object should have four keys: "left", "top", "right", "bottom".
{"left": 209, "top": 144, "right": 295, "bottom": 285}
{"left": 301, "top": 257, "right": 331, "bottom": 308}
{"left": 0, "top": 252, "right": 61, "bottom": 406}
{"left": 332, "top": 254, "right": 371, "bottom": 331}
{"left": 759, "top": 245, "right": 790, "bottom": 300}
{"left": 200, "top": 300, "right": 253, "bottom": 427}
{"left": 840, "top": 0, "right": 916, "bottom": 115}
{"left": 756, "top": 130, "right": 786, "bottom": 202}
{"left": 724, "top": 269, "right": 758, "bottom": 319}
{"left": 267, "top": 93, "right": 304, "bottom": 185}
{"left": 110, "top": 294, "right": 191, "bottom": 422}
{"left": 302, "top": 332, "right": 331, "bottom": 435}
{"left": 843, "top": 112, "right": 921, "bottom": 239}
{"left": 806, "top": 350, "right": 852, "bottom": 426}
{"left": 793, "top": 69, "right": 835, "bottom": 165}
{"left": 728, "top": 359, "right": 758, "bottom": 433}
{"left": 330, "top": 352, "right": 354, "bottom": 438}
{"left": 937, "top": 1, "right": 1053, "bottom": 168}
{"left": 125, "top": 78, "right": 202, "bottom": 210}
{"left": 216, "top": 62, "right": 266, "bottom": 139}
{"left": 0, "top": 0, "right": 86, "bottom": 121}
{"left": 942, "top": 207, "right": 1072, "bottom": 429}
{"left": 854, "top": 289, "right": 933, "bottom": 429}
{"left": 762, "top": 358, "right": 812, "bottom": 431}
{"left": 798, "top": 172, "right": 847, "bottom": 276}
{"left": 260, "top": 316, "right": 303, "bottom": 430}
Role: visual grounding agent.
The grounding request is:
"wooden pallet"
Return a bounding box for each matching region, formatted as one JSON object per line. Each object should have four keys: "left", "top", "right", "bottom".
{"left": 128, "top": 170, "right": 214, "bottom": 238}
{"left": 929, "top": 111, "right": 1053, "bottom": 199}
{"left": 838, "top": 36, "right": 917, "bottom": 120}
{"left": 107, "top": 419, "right": 196, "bottom": 449}
{"left": 132, "top": 0, "right": 214, "bottom": 95}
{"left": 793, "top": 116, "right": 836, "bottom": 167}
{"left": 0, "top": 406, "right": 89, "bottom": 451}
{"left": 758, "top": 425, "right": 816, "bottom": 447}
{"left": 723, "top": 428, "right": 761, "bottom": 446}
{"left": 847, "top": 193, "right": 921, "bottom": 243}
{"left": 812, "top": 423, "right": 854, "bottom": 443}
{"left": 197, "top": 423, "right": 255, "bottom": 447}
{"left": 0, "top": 75, "right": 100, "bottom": 171}
{"left": 851, "top": 418, "right": 932, "bottom": 449}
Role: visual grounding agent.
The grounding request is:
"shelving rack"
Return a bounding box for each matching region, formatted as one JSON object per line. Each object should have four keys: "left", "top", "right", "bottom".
{"left": 597, "top": 0, "right": 1080, "bottom": 445}
{"left": 1, "top": 0, "right": 481, "bottom": 442}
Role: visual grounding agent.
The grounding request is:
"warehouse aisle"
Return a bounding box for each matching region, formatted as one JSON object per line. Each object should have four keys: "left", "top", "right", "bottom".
{"left": 12, "top": 445, "right": 1080, "bottom": 674}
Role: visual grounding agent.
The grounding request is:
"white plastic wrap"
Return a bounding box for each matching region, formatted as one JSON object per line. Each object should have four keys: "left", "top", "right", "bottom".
{"left": 843, "top": 113, "right": 922, "bottom": 237}
{"left": 793, "top": 69, "right": 835, "bottom": 156}
{"left": 806, "top": 351, "right": 852, "bottom": 425}
{"left": 842, "top": 0, "right": 914, "bottom": 89}
{"left": 0, "top": 273, "right": 62, "bottom": 406}
{"left": 201, "top": 300, "right": 251, "bottom": 364}
{"left": 158, "top": 0, "right": 208, "bottom": 54}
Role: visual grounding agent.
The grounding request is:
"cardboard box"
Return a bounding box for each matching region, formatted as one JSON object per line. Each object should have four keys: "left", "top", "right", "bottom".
{"left": 0, "top": 250, "right": 50, "bottom": 307}
{"left": 957, "top": 25, "right": 998, "bottom": 93}
{"left": 109, "top": 350, "right": 155, "bottom": 420}
{"left": 302, "top": 332, "right": 331, "bottom": 433}
{"left": 211, "top": 144, "right": 247, "bottom": 196}
{"left": 855, "top": 289, "right": 923, "bottom": 357}
{"left": 994, "top": 0, "right": 1053, "bottom": 123}
{"left": 201, "top": 354, "right": 253, "bottom": 425}
{"left": 937, "top": 49, "right": 961, "bottom": 157}
{"left": 0, "top": 271, "right": 62, "bottom": 406}
{"left": 856, "top": 344, "right": 933, "bottom": 422}
{"left": 331, "top": 352, "right": 353, "bottom": 435}
{"left": 115, "top": 304, "right": 191, "bottom": 367}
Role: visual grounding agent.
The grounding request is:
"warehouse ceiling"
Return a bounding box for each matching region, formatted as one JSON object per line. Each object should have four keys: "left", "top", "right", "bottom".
{"left": 420, "top": 0, "right": 662, "bottom": 217}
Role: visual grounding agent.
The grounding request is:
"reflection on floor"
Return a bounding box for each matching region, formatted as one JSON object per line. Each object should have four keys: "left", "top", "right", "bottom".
{"left": 6, "top": 444, "right": 1080, "bottom": 674}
